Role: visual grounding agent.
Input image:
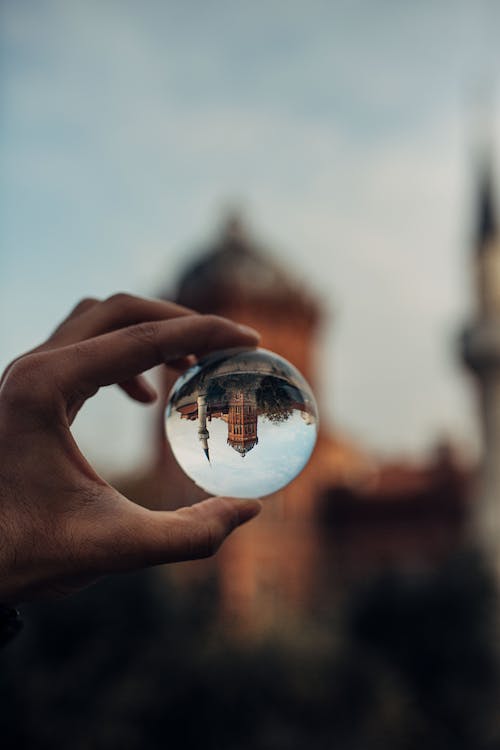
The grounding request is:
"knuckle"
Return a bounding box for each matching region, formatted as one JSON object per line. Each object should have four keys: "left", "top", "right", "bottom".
{"left": 175, "top": 505, "right": 225, "bottom": 559}
{"left": 200, "top": 314, "right": 231, "bottom": 336}
{"left": 191, "top": 503, "right": 235, "bottom": 558}
{"left": 4, "top": 352, "right": 47, "bottom": 385}
{"left": 105, "top": 292, "right": 134, "bottom": 313}
{"left": 0, "top": 353, "right": 52, "bottom": 410}
{"left": 125, "top": 320, "right": 160, "bottom": 345}
{"left": 0, "top": 355, "right": 21, "bottom": 384}
{"left": 196, "top": 524, "right": 222, "bottom": 559}
{"left": 47, "top": 298, "right": 98, "bottom": 341}
{"left": 73, "top": 296, "right": 98, "bottom": 314}
{"left": 72, "top": 338, "right": 96, "bottom": 359}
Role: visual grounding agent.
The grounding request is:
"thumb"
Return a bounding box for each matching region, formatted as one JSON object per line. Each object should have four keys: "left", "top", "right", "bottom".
{"left": 92, "top": 496, "right": 263, "bottom": 573}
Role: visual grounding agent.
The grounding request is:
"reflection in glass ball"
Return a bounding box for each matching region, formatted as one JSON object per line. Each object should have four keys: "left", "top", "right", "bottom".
{"left": 165, "top": 348, "right": 319, "bottom": 498}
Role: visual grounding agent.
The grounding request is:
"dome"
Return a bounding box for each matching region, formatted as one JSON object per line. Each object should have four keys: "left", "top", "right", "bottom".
{"left": 170, "top": 214, "right": 322, "bottom": 326}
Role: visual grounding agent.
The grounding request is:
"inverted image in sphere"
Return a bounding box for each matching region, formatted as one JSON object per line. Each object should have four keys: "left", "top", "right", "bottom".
{"left": 165, "top": 348, "right": 318, "bottom": 498}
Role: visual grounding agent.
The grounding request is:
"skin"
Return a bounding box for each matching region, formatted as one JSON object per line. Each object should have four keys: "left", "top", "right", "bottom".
{"left": 0, "top": 293, "right": 262, "bottom": 604}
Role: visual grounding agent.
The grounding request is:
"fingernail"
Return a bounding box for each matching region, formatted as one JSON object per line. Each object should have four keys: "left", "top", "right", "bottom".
{"left": 237, "top": 324, "right": 260, "bottom": 338}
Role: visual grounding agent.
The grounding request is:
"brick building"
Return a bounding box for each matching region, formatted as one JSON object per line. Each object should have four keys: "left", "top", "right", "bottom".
{"left": 118, "top": 214, "right": 469, "bottom": 628}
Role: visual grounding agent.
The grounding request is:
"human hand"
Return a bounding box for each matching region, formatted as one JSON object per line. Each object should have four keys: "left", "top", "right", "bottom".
{"left": 0, "top": 294, "right": 262, "bottom": 603}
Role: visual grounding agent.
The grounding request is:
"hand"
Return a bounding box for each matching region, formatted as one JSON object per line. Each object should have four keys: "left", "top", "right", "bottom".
{"left": 0, "top": 294, "right": 262, "bottom": 603}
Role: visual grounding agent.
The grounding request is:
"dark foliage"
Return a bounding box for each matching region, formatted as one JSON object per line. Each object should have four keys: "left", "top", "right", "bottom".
{"left": 256, "top": 376, "right": 296, "bottom": 423}
{"left": 1, "top": 555, "right": 500, "bottom": 749}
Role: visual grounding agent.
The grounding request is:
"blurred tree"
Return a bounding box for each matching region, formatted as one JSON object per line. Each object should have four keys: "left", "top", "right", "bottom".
{"left": 347, "top": 553, "right": 500, "bottom": 749}
{"left": 1, "top": 555, "right": 499, "bottom": 749}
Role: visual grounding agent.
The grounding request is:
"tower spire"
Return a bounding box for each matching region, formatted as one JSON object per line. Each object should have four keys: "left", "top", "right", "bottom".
{"left": 473, "top": 147, "right": 500, "bottom": 320}
{"left": 476, "top": 157, "right": 498, "bottom": 251}
{"left": 197, "top": 394, "right": 210, "bottom": 463}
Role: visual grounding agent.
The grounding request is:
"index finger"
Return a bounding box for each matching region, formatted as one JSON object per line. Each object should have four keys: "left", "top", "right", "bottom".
{"left": 55, "top": 315, "right": 260, "bottom": 402}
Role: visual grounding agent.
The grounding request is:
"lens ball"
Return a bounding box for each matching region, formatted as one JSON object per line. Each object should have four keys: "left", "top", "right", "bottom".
{"left": 165, "top": 348, "right": 318, "bottom": 498}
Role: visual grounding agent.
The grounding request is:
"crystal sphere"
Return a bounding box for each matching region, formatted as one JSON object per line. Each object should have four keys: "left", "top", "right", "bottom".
{"left": 165, "top": 348, "right": 319, "bottom": 499}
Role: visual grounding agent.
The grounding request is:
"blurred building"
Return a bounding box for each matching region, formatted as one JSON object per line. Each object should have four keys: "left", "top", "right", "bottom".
{"left": 172, "top": 214, "right": 372, "bottom": 626}
{"left": 462, "top": 154, "right": 500, "bottom": 577}
{"left": 320, "top": 441, "right": 469, "bottom": 584}
{"left": 118, "top": 214, "right": 470, "bottom": 628}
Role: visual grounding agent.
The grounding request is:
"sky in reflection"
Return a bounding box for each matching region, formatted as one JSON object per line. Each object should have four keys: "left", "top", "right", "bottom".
{"left": 167, "top": 409, "right": 317, "bottom": 498}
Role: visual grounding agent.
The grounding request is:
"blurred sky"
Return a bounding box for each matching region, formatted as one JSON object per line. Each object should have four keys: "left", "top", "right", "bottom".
{"left": 2, "top": 0, "right": 500, "bottom": 472}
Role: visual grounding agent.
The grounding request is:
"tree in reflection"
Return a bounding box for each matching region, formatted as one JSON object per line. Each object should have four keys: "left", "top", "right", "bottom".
{"left": 206, "top": 378, "right": 228, "bottom": 410}
{"left": 255, "top": 376, "right": 298, "bottom": 424}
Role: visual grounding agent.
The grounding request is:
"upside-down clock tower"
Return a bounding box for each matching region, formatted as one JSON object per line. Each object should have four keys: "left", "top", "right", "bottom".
{"left": 462, "top": 153, "right": 500, "bottom": 575}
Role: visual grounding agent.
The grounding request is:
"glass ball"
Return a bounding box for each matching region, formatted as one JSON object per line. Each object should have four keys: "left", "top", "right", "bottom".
{"left": 165, "top": 347, "right": 318, "bottom": 499}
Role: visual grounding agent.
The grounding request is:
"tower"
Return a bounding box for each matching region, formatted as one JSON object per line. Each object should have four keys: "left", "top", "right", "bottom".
{"left": 197, "top": 393, "right": 210, "bottom": 462}
{"left": 462, "top": 154, "right": 500, "bottom": 573}
{"left": 171, "top": 213, "right": 322, "bottom": 385}
{"left": 147, "top": 212, "right": 372, "bottom": 625}
{"left": 227, "top": 388, "right": 258, "bottom": 456}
